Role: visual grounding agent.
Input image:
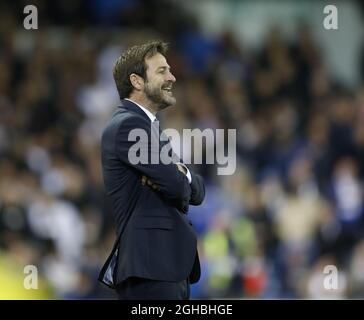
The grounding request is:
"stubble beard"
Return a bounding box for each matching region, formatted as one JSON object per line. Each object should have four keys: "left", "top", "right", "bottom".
{"left": 144, "top": 81, "right": 176, "bottom": 112}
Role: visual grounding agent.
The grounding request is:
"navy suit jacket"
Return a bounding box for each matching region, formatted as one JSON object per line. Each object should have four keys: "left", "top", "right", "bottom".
{"left": 98, "top": 99, "right": 205, "bottom": 288}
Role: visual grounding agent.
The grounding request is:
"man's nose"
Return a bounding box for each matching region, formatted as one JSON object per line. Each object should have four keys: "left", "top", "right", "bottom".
{"left": 167, "top": 72, "right": 176, "bottom": 83}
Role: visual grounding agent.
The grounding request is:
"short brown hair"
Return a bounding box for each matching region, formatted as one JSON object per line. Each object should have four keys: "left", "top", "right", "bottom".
{"left": 113, "top": 40, "right": 169, "bottom": 99}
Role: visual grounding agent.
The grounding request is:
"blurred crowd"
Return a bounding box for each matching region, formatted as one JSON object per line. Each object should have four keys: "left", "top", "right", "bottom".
{"left": 1, "top": 0, "right": 364, "bottom": 299}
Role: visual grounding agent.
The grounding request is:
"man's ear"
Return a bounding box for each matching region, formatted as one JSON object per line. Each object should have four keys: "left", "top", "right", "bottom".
{"left": 130, "top": 73, "right": 144, "bottom": 91}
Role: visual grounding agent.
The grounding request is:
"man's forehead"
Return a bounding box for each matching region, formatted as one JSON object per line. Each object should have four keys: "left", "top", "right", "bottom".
{"left": 146, "top": 53, "right": 170, "bottom": 70}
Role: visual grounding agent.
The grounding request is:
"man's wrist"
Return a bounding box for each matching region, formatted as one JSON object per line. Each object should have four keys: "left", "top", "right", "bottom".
{"left": 177, "top": 162, "right": 192, "bottom": 184}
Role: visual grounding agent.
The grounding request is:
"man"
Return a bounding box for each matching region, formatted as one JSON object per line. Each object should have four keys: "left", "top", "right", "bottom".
{"left": 98, "top": 41, "right": 205, "bottom": 300}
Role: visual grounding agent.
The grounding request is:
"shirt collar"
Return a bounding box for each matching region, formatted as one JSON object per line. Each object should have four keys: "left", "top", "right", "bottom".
{"left": 125, "top": 98, "right": 156, "bottom": 122}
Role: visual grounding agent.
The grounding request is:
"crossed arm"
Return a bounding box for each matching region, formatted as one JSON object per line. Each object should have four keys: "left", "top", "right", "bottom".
{"left": 142, "top": 164, "right": 205, "bottom": 206}
{"left": 116, "top": 115, "right": 205, "bottom": 212}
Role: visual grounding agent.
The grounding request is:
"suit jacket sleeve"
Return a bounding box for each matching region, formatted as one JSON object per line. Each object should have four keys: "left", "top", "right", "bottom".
{"left": 115, "top": 115, "right": 191, "bottom": 212}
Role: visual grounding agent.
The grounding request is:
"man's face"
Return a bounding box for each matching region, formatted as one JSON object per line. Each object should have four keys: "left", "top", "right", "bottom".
{"left": 143, "top": 53, "right": 176, "bottom": 110}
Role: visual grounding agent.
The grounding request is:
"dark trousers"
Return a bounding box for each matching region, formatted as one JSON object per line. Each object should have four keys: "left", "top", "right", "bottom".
{"left": 116, "top": 277, "right": 190, "bottom": 300}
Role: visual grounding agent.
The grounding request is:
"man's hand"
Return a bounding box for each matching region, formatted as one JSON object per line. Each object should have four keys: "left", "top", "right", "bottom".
{"left": 141, "top": 175, "right": 160, "bottom": 191}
